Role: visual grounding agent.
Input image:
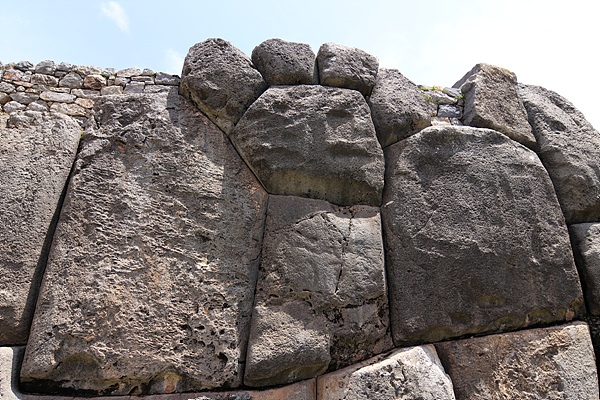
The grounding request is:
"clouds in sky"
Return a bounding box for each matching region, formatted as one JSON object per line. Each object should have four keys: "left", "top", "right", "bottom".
{"left": 100, "top": 1, "right": 129, "bottom": 33}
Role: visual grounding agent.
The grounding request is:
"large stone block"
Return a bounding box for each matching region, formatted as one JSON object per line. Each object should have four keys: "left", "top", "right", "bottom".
{"left": 251, "top": 38, "right": 317, "bottom": 85}
{"left": 180, "top": 38, "right": 267, "bottom": 134}
{"left": 0, "top": 111, "right": 81, "bottom": 345}
{"left": 232, "top": 85, "right": 385, "bottom": 206}
{"left": 20, "top": 91, "right": 268, "bottom": 395}
{"left": 520, "top": 84, "right": 600, "bottom": 223}
{"left": 569, "top": 223, "right": 600, "bottom": 315}
{"left": 317, "top": 345, "right": 455, "bottom": 400}
{"left": 454, "top": 63, "right": 536, "bottom": 148}
{"left": 244, "top": 195, "right": 392, "bottom": 387}
{"left": 382, "top": 125, "right": 583, "bottom": 345}
{"left": 435, "top": 323, "right": 599, "bottom": 400}
{"left": 367, "top": 68, "right": 432, "bottom": 148}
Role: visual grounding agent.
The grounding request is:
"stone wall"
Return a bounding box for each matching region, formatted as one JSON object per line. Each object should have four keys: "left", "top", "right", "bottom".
{"left": 1, "top": 37, "right": 600, "bottom": 399}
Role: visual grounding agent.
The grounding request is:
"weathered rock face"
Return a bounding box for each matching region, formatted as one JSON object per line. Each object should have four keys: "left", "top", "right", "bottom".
{"left": 454, "top": 63, "right": 536, "bottom": 149}
{"left": 244, "top": 195, "right": 391, "bottom": 387}
{"left": 180, "top": 38, "right": 267, "bottom": 134}
{"left": 231, "top": 85, "right": 385, "bottom": 206}
{"left": 382, "top": 125, "right": 583, "bottom": 345}
{"left": 368, "top": 68, "right": 432, "bottom": 147}
{"left": 1, "top": 346, "right": 22, "bottom": 400}
{"left": 317, "top": 345, "right": 455, "bottom": 400}
{"left": 0, "top": 111, "right": 81, "bottom": 345}
{"left": 570, "top": 223, "right": 600, "bottom": 315}
{"left": 520, "top": 84, "right": 600, "bottom": 224}
{"left": 435, "top": 323, "right": 599, "bottom": 400}
{"left": 251, "top": 38, "right": 318, "bottom": 85}
{"left": 20, "top": 91, "right": 268, "bottom": 395}
{"left": 316, "top": 43, "right": 379, "bottom": 96}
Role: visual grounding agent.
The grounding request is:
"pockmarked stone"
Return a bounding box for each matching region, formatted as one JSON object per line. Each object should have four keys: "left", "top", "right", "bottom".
{"left": 252, "top": 38, "right": 317, "bottom": 85}
{"left": 20, "top": 91, "right": 268, "bottom": 395}
{"left": 232, "top": 85, "right": 384, "bottom": 206}
{"left": 245, "top": 196, "right": 391, "bottom": 387}
{"left": 2, "top": 101, "right": 26, "bottom": 113}
{"left": 435, "top": 323, "right": 599, "bottom": 400}
{"left": 34, "top": 60, "right": 56, "bottom": 75}
{"left": 382, "top": 125, "right": 583, "bottom": 345}
{"left": 317, "top": 42, "right": 379, "bottom": 96}
{"left": 0, "top": 112, "right": 81, "bottom": 345}
{"left": 317, "top": 345, "right": 455, "bottom": 400}
{"left": 59, "top": 72, "right": 83, "bottom": 89}
{"left": 368, "top": 68, "right": 432, "bottom": 147}
{"left": 454, "top": 63, "right": 536, "bottom": 148}
{"left": 179, "top": 379, "right": 316, "bottom": 400}
{"left": 520, "top": 84, "right": 600, "bottom": 223}
{"left": 180, "top": 38, "right": 267, "bottom": 134}
{"left": 569, "top": 223, "right": 600, "bottom": 315}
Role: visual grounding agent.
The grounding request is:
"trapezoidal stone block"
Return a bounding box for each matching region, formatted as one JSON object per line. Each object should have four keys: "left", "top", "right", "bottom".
{"left": 382, "top": 125, "right": 583, "bottom": 346}
{"left": 0, "top": 111, "right": 81, "bottom": 345}
{"left": 20, "top": 90, "right": 268, "bottom": 395}
{"left": 231, "top": 85, "right": 385, "bottom": 206}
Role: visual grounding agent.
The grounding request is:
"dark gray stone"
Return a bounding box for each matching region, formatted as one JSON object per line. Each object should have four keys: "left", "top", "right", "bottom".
{"left": 59, "top": 72, "right": 83, "bottom": 89}
{"left": 438, "top": 104, "right": 462, "bottom": 118}
{"left": 382, "top": 125, "right": 583, "bottom": 346}
{"left": 34, "top": 60, "right": 56, "bottom": 75}
{"left": 251, "top": 38, "right": 317, "bottom": 85}
{"left": 570, "top": 223, "right": 600, "bottom": 315}
{"left": 317, "top": 43, "right": 379, "bottom": 96}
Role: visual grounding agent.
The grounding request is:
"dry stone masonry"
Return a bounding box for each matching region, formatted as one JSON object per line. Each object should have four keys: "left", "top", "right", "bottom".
{"left": 1, "top": 37, "right": 600, "bottom": 399}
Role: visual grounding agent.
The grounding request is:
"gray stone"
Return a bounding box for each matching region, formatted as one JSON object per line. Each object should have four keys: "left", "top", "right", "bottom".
{"left": 21, "top": 91, "right": 268, "bottom": 395}
{"left": 435, "top": 323, "right": 599, "bottom": 400}
{"left": 0, "top": 112, "right": 81, "bottom": 345}
{"left": 26, "top": 101, "right": 49, "bottom": 112}
{"left": 116, "top": 67, "right": 142, "bottom": 77}
{"left": 232, "top": 85, "right": 384, "bottom": 206}
{"left": 59, "top": 72, "right": 83, "bottom": 89}
{"left": 454, "top": 63, "right": 536, "bottom": 148}
{"left": 56, "top": 62, "right": 75, "bottom": 72}
{"left": 245, "top": 196, "right": 391, "bottom": 387}
{"left": 0, "top": 93, "right": 10, "bottom": 105}
{"left": 368, "top": 68, "right": 432, "bottom": 147}
{"left": 317, "top": 346, "right": 455, "bottom": 400}
{"left": 569, "top": 223, "right": 600, "bottom": 315}
{"left": 317, "top": 43, "right": 379, "bottom": 96}
{"left": 9, "top": 92, "right": 39, "bottom": 104}
{"left": 49, "top": 102, "right": 87, "bottom": 117}
{"left": 144, "top": 85, "right": 172, "bottom": 94}
{"left": 100, "top": 85, "right": 124, "bottom": 95}
{"left": 141, "top": 68, "right": 155, "bottom": 76}
{"left": 155, "top": 72, "right": 181, "bottom": 85}
{"left": 0, "top": 82, "right": 16, "bottom": 94}
{"left": 40, "top": 90, "right": 76, "bottom": 103}
{"left": 114, "top": 77, "right": 129, "bottom": 87}
{"left": 75, "top": 65, "right": 102, "bottom": 76}
{"left": 422, "top": 89, "right": 456, "bottom": 105}
{"left": 0, "top": 346, "right": 23, "bottom": 400}
{"left": 30, "top": 73, "right": 59, "bottom": 87}
{"left": 2, "top": 69, "right": 26, "bottom": 82}
{"left": 382, "top": 125, "right": 584, "bottom": 345}
{"left": 75, "top": 97, "right": 95, "bottom": 109}
{"left": 131, "top": 75, "right": 155, "bottom": 83}
{"left": 34, "top": 60, "right": 56, "bottom": 75}
{"left": 2, "top": 101, "right": 26, "bottom": 113}
{"left": 520, "top": 84, "right": 600, "bottom": 223}
{"left": 438, "top": 104, "right": 462, "bottom": 118}
{"left": 15, "top": 61, "right": 33, "bottom": 71}
{"left": 251, "top": 38, "right": 317, "bottom": 85}
{"left": 83, "top": 74, "right": 107, "bottom": 90}
{"left": 178, "top": 380, "right": 316, "bottom": 400}
{"left": 180, "top": 38, "right": 267, "bottom": 134}
{"left": 71, "top": 89, "right": 100, "bottom": 98}
{"left": 124, "top": 81, "right": 145, "bottom": 93}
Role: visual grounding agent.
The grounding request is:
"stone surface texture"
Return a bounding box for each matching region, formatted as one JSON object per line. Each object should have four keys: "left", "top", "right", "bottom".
{"left": 454, "top": 63, "right": 536, "bottom": 148}
{"left": 368, "top": 68, "right": 432, "bottom": 147}
{"left": 1, "top": 347, "right": 22, "bottom": 400}
{"left": 251, "top": 38, "right": 317, "bottom": 85}
{"left": 520, "top": 84, "right": 600, "bottom": 223}
{"left": 317, "top": 345, "right": 455, "bottom": 400}
{"left": 435, "top": 323, "right": 599, "bottom": 400}
{"left": 382, "top": 125, "right": 583, "bottom": 345}
{"left": 244, "top": 195, "right": 392, "bottom": 387}
{"left": 231, "top": 85, "right": 384, "bottom": 206}
{"left": 0, "top": 111, "right": 81, "bottom": 345}
{"left": 316, "top": 42, "right": 379, "bottom": 96}
{"left": 569, "top": 223, "right": 600, "bottom": 315}
{"left": 20, "top": 91, "right": 268, "bottom": 395}
{"left": 180, "top": 38, "right": 267, "bottom": 134}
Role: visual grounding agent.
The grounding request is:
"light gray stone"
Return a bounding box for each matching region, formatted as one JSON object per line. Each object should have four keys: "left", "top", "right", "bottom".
{"left": 520, "top": 84, "right": 600, "bottom": 223}
{"left": 75, "top": 65, "right": 102, "bottom": 76}
{"left": 438, "top": 104, "right": 462, "bottom": 118}
{"left": 56, "top": 62, "right": 75, "bottom": 72}
{"left": 0, "top": 82, "right": 16, "bottom": 94}
{"left": 180, "top": 38, "right": 267, "bottom": 134}
{"left": 39, "top": 90, "right": 76, "bottom": 103}
{"left": 569, "top": 223, "right": 600, "bottom": 315}
{"left": 251, "top": 38, "right": 317, "bottom": 85}
{"left": 82, "top": 74, "right": 107, "bottom": 90}
{"left": 232, "top": 85, "right": 384, "bottom": 206}
{"left": 368, "top": 68, "right": 432, "bottom": 147}
{"left": 30, "top": 73, "right": 59, "bottom": 87}
{"left": 100, "top": 85, "right": 123, "bottom": 95}
{"left": 26, "top": 101, "right": 49, "bottom": 112}
{"left": 382, "top": 125, "right": 584, "bottom": 345}
{"left": 245, "top": 196, "right": 391, "bottom": 387}
{"left": 0, "top": 112, "right": 81, "bottom": 345}
{"left": 59, "top": 72, "right": 83, "bottom": 89}
{"left": 131, "top": 75, "right": 154, "bottom": 83}
{"left": 317, "top": 43, "right": 378, "bottom": 96}
{"left": 435, "top": 323, "right": 599, "bottom": 400}
{"left": 124, "top": 81, "right": 145, "bottom": 93}
{"left": 454, "top": 63, "right": 536, "bottom": 148}
{"left": 70, "top": 89, "right": 100, "bottom": 98}
{"left": 49, "top": 102, "right": 87, "bottom": 117}
{"left": 15, "top": 61, "right": 33, "bottom": 71}
{"left": 34, "top": 60, "right": 56, "bottom": 75}
{"left": 0, "top": 346, "right": 23, "bottom": 400}
{"left": 2, "top": 101, "right": 26, "bottom": 113}
{"left": 317, "top": 345, "right": 455, "bottom": 400}
{"left": 9, "top": 92, "right": 39, "bottom": 104}
{"left": 0, "top": 93, "right": 10, "bottom": 105}
{"left": 21, "top": 91, "right": 268, "bottom": 395}
{"left": 155, "top": 72, "right": 181, "bottom": 85}
{"left": 116, "top": 67, "right": 142, "bottom": 78}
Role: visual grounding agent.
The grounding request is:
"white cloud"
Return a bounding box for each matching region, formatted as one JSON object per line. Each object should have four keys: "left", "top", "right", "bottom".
{"left": 100, "top": 1, "right": 129, "bottom": 33}
{"left": 165, "top": 49, "right": 184, "bottom": 75}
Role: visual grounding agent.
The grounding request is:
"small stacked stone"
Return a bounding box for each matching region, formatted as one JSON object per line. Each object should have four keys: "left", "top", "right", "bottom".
{"left": 419, "top": 85, "right": 464, "bottom": 125}
{"left": 0, "top": 60, "right": 180, "bottom": 126}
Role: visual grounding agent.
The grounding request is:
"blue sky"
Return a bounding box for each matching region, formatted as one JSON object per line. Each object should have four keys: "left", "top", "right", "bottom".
{"left": 1, "top": 0, "right": 599, "bottom": 128}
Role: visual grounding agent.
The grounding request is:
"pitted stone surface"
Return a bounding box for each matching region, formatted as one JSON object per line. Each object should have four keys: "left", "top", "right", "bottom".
{"left": 317, "top": 345, "right": 455, "bottom": 400}
{"left": 317, "top": 43, "right": 378, "bottom": 96}
{"left": 244, "top": 195, "right": 392, "bottom": 387}
{"left": 520, "top": 84, "right": 600, "bottom": 224}
{"left": 232, "top": 85, "right": 384, "bottom": 206}
{"left": 251, "top": 38, "right": 318, "bottom": 85}
{"left": 20, "top": 91, "right": 268, "bottom": 395}
{"left": 180, "top": 38, "right": 267, "bottom": 134}
{"left": 382, "top": 125, "right": 583, "bottom": 345}
{"left": 570, "top": 223, "right": 600, "bottom": 315}
{"left": 435, "top": 323, "right": 599, "bottom": 400}
{"left": 368, "top": 68, "right": 432, "bottom": 147}
{"left": 0, "top": 111, "right": 81, "bottom": 345}
{"left": 454, "top": 63, "right": 536, "bottom": 148}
